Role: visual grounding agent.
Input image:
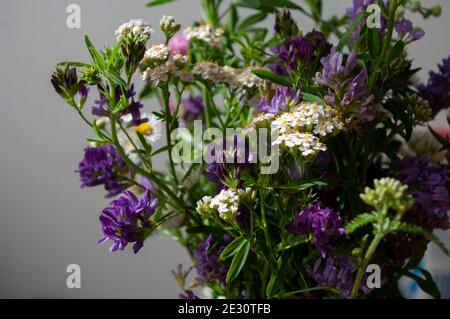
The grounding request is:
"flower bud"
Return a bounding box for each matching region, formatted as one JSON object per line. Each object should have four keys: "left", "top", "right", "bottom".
{"left": 160, "top": 15, "right": 181, "bottom": 40}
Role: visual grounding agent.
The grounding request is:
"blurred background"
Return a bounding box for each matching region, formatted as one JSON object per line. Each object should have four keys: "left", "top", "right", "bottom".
{"left": 0, "top": 0, "right": 449, "bottom": 298}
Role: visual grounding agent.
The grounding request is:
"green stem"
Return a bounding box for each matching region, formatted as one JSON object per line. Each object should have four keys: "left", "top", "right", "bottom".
{"left": 162, "top": 85, "right": 179, "bottom": 185}
{"left": 351, "top": 233, "right": 383, "bottom": 298}
{"left": 109, "top": 114, "right": 185, "bottom": 210}
{"left": 368, "top": 0, "right": 398, "bottom": 91}
{"left": 202, "top": 85, "right": 213, "bottom": 129}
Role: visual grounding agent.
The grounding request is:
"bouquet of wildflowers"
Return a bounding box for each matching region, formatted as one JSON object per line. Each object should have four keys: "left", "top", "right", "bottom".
{"left": 52, "top": 0, "right": 450, "bottom": 299}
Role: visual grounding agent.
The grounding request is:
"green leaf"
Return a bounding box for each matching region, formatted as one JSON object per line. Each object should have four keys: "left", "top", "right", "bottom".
{"left": 57, "top": 61, "right": 91, "bottom": 68}
{"left": 252, "top": 69, "right": 291, "bottom": 86}
{"left": 388, "top": 40, "right": 406, "bottom": 63}
{"left": 429, "top": 125, "right": 450, "bottom": 149}
{"left": 107, "top": 70, "right": 127, "bottom": 91}
{"left": 186, "top": 226, "right": 227, "bottom": 236}
{"left": 239, "top": 12, "right": 267, "bottom": 31}
{"left": 236, "top": 0, "right": 305, "bottom": 12}
{"left": 266, "top": 256, "right": 283, "bottom": 297}
{"left": 226, "top": 239, "right": 250, "bottom": 283}
{"left": 145, "top": 0, "right": 177, "bottom": 7}
{"left": 346, "top": 212, "right": 378, "bottom": 234}
{"left": 392, "top": 222, "right": 449, "bottom": 256}
{"left": 301, "top": 92, "right": 326, "bottom": 105}
{"left": 225, "top": 5, "right": 239, "bottom": 33}
{"left": 337, "top": 13, "right": 364, "bottom": 51}
{"left": 401, "top": 268, "right": 441, "bottom": 299}
{"left": 112, "top": 95, "right": 129, "bottom": 114}
{"left": 404, "top": 246, "right": 426, "bottom": 270}
{"left": 219, "top": 236, "right": 246, "bottom": 260}
{"left": 108, "top": 41, "right": 122, "bottom": 68}
{"left": 84, "top": 35, "right": 106, "bottom": 71}
{"left": 273, "top": 179, "right": 328, "bottom": 191}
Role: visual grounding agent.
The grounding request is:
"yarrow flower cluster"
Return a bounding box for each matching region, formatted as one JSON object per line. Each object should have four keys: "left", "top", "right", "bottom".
{"left": 184, "top": 24, "right": 224, "bottom": 47}
{"left": 192, "top": 61, "right": 261, "bottom": 89}
{"left": 115, "top": 19, "right": 153, "bottom": 42}
{"left": 197, "top": 188, "right": 254, "bottom": 222}
{"left": 271, "top": 102, "right": 344, "bottom": 137}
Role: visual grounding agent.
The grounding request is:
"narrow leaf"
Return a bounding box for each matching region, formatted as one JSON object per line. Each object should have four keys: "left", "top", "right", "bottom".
{"left": 226, "top": 239, "right": 250, "bottom": 283}
{"left": 146, "top": 0, "right": 177, "bottom": 7}
{"left": 219, "top": 236, "right": 246, "bottom": 260}
{"left": 252, "top": 69, "right": 291, "bottom": 87}
{"left": 337, "top": 13, "right": 364, "bottom": 51}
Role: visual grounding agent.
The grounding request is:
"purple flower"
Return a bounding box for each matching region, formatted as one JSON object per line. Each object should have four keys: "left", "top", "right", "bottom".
{"left": 77, "top": 144, "right": 129, "bottom": 197}
{"left": 194, "top": 234, "right": 231, "bottom": 285}
{"left": 389, "top": 156, "right": 450, "bottom": 263}
{"left": 182, "top": 95, "right": 204, "bottom": 120}
{"left": 287, "top": 203, "right": 345, "bottom": 257}
{"left": 346, "top": 0, "right": 373, "bottom": 43}
{"left": 393, "top": 156, "right": 450, "bottom": 230}
{"left": 91, "top": 84, "right": 147, "bottom": 126}
{"left": 418, "top": 55, "right": 450, "bottom": 116}
{"left": 168, "top": 33, "right": 189, "bottom": 55}
{"left": 258, "top": 87, "right": 301, "bottom": 114}
{"left": 204, "top": 135, "right": 256, "bottom": 190}
{"left": 306, "top": 256, "right": 370, "bottom": 298}
{"left": 346, "top": 0, "right": 388, "bottom": 42}
{"left": 179, "top": 290, "right": 200, "bottom": 299}
{"left": 314, "top": 49, "right": 381, "bottom": 121}
{"left": 395, "top": 19, "right": 425, "bottom": 42}
{"left": 98, "top": 189, "right": 158, "bottom": 253}
{"left": 268, "top": 31, "right": 331, "bottom": 76}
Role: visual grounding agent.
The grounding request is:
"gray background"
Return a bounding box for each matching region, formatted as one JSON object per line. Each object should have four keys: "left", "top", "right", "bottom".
{"left": 0, "top": 0, "right": 449, "bottom": 298}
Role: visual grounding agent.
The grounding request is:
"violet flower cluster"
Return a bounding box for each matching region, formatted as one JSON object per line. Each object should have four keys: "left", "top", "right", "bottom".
{"left": 314, "top": 49, "right": 382, "bottom": 121}
{"left": 194, "top": 234, "right": 231, "bottom": 285}
{"left": 418, "top": 55, "right": 450, "bottom": 116}
{"left": 99, "top": 189, "right": 158, "bottom": 253}
{"left": 78, "top": 144, "right": 129, "bottom": 197}
{"left": 287, "top": 203, "right": 345, "bottom": 257}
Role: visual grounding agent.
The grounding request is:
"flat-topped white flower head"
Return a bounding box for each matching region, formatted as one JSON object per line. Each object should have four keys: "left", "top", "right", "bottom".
{"left": 115, "top": 19, "right": 153, "bottom": 41}
{"left": 184, "top": 24, "right": 224, "bottom": 47}
{"left": 273, "top": 132, "right": 327, "bottom": 157}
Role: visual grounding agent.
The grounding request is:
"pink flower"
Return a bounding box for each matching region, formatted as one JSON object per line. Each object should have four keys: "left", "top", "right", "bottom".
{"left": 168, "top": 33, "right": 189, "bottom": 55}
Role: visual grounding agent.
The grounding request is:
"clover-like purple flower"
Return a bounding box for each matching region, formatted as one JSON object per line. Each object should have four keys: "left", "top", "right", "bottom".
{"left": 287, "top": 203, "right": 345, "bottom": 257}
{"left": 194, "top": 234, "right": 231, "bottom": 285}
{"left": 77, "top": 144, "right": 129, "bottom": 197}
{"left": 98, "top": 189, "right": 158, "bottom": 253}
{"left": 306, "top": 256, "right": 370, "bottom": 298}
{"left": 418, "top": 55, "right": 450, "bottom": 116}
{"left": 182, "top": 95, "right": 204, "bottom": 121}
{"left": 258, "top": 87, "right": 301, "bottom": 114}
{"left": 395, "top": 19, "right": 425, "bottom": 42}
{"left": 269, "top": 31, "right": 331, "bottom": 76}
{"left": 389, "top": 156, "right": 450, "bottom": 262}
{"left": 91, "top": 84, "right": 147, "bottom": 126}
{"left": 314, "top": 49, "right": 381, "bottom": 121}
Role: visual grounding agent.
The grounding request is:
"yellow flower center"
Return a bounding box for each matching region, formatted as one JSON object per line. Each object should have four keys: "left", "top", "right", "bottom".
{"left": 135, "top": 123, "right": 153, "bottom": 136}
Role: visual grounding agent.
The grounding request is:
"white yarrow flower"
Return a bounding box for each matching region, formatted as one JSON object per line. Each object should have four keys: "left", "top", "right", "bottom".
{"left": 184, "top": 24, "right": 224, "bottom": 47}
{"left": 142, "top": 64, "right": 170, "bottom": 85}
{"left": 273, "top": 133, "right": 327, "bottom": 157}
{"left": 143, "top": 44, "right": 170, "bottom": 64}
{"left": 209, "top": 188, "right": 240, "bottom": 222}
{"left": 115, "top": 19, "right": 153, "bottom": 41}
